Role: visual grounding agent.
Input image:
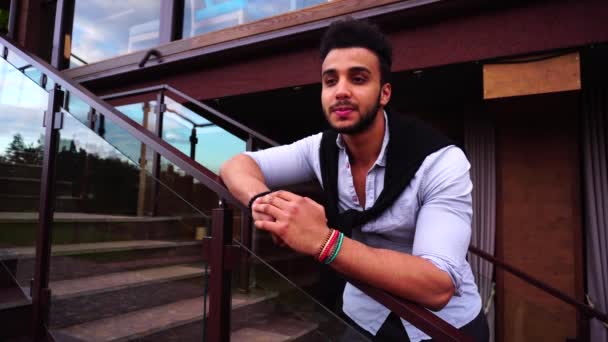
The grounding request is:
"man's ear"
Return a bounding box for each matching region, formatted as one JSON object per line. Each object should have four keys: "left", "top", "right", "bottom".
{"left": 380, "top": 83, "right": 392, "bottom": 107}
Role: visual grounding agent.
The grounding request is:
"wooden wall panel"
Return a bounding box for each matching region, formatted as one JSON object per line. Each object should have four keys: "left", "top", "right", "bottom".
{"left": 492, "top": 91, "right": 583, "bottom": 342}
{"left": 483, "top": 53, "right": 581, "bottom": 99}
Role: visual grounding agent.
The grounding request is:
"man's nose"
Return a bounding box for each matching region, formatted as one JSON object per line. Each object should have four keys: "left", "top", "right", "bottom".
{"left": 335, "top": 79, "right": 351, "bottom": 99}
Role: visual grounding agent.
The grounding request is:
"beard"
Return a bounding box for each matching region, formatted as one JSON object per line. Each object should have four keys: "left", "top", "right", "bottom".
{"left": 325, "top": 92, "right": 382, "bottom": 135}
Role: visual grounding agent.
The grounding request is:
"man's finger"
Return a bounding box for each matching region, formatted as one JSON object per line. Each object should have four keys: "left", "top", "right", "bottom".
{"left": 254, "top": 203, "right": 284, "bottom": 220}
{"left": 273, "top": 190, "right": 301, "bottom": 202}
{"left": 254, "top": 219, "right": 283, "bottom": 234}
{"left": 266, "top": 195, "right": 290, "bottom": 210}
{"left": 253, "top": 211, "right": 274, "bottom": 222}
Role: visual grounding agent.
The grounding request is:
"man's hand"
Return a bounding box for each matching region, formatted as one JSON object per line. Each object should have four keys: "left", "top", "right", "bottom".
{"left": 251, "top": 198, "right": 285, "bottom": 247}
{"left": 252, "top": 190, "right": 331, "bottom": 257}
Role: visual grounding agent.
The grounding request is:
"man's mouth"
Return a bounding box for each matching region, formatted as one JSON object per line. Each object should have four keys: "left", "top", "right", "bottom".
{"left": 331, "top": 105, "right": 356, "bottom": 118}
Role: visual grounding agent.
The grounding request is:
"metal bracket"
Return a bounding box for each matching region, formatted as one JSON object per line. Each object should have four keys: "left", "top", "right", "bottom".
{"left": 42, "top": 110, "right": 64, "bottom": 130}
{"left": 201, "top": 237, "right": 242, "bottom": 271}
{"left": 87, "top": 108, "right": 97, "bottom": 123}
{"left": 155, "top": 103, "right": 167, "bottom": 113}
{"left": 39, "top": 74, "right": 48, "bottom": 89}
{"left": 138, "top": 49, "right": 163, "bottom": 68}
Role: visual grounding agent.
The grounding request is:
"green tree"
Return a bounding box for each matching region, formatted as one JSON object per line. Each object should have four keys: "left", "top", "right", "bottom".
{"left": 4, "top": 133, "right": 43, "bottom": 165}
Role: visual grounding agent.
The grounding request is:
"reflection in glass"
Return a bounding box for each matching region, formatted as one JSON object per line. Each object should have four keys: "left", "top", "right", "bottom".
{"left": 113, "top": 95, "right": 245, "bottom": 174}
{"left": 183, "top": 0, "right": 329, "bottom": 38}
{"left": 0, "top": 56, "right": 48, "bottom": 292}
{"left": 70, "top": 0, "right": 162, "bottom": 67}
{"left": 47, "top": 111, "right": 211, "bottom": 341}
{"left": 230, "top": 246, "right": 371, "bottom": 341}
{"left": 163, "top": 96, "right": 245, "bottom": 174}
{"left": 0, "top": 58, "right": 47, "bottom": 167}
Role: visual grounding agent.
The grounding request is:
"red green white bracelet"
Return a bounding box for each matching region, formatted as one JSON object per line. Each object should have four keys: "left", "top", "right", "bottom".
{"left": 317, "top": 229, "right": 344, "bottom": 264}
{"left": 324, "top": 232, "right": 344, "bottom": 265}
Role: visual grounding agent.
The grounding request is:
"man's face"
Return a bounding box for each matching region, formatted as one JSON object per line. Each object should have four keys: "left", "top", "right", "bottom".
{"left": 321, "top": 47, "right": 391, "bottom": 135}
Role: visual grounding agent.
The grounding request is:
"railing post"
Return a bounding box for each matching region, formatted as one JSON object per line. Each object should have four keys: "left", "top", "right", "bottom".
{"left": 189, "top": 127, "right": 198, "bottom": 160}
{"left": 32, "top": 86, "right": 64, "bottom": 340}
{"left": 237, "top": 135, "right": 256, "bottom": 293}
{"left": 238, "top": 212, "right": 251, "bottom": 293}
{"left": 51, "top": 0, "right": 75, "bottom": 70}
{"left": 207, "top": 201, "right": 233, "bottom": 342}
{"left": 151, "top": 91, "right": 165, "bottom": 216}
{"left": 7, "top": 0, "right": 18, "bottom": 40}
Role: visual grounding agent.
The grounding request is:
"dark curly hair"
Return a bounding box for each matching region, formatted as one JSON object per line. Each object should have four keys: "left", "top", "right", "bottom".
{"left": 320, "top": 18, "right": 392, "bottom": 84}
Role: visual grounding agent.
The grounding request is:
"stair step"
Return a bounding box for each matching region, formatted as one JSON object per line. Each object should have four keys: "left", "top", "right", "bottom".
{"left": 0, "top": 176, "right": 71, "bottom": 184}
{"left": 0, "top": 212, "right": 191, "bottom": 224}
{"left": 0, "top": 240, "right": 201, "bottom": 260}
{"left": 55, "top": 290, "right": 279, "bottom": 342}
{"left": 50, "top": 265, "right": 206, "bottom": 300}
{"left": 231, "top": 321, "right": 317, "bottom": 342}
{"left": 0, "top": 162, "right": 42, "bottom": 179}
{"left": 0, "top": 286, "right": 30, "bottom": 310}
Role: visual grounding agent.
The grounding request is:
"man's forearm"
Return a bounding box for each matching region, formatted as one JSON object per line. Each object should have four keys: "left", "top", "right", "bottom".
{"left": 330, "top": 236, "right": 455, "bottom": 311}
{"left": 220, "top": 154, "right": 270, "bottom": 206}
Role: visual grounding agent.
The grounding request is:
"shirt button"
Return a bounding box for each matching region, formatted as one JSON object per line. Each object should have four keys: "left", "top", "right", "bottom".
{"left": 352, "top": 195, "right": 358, "bottom": 202}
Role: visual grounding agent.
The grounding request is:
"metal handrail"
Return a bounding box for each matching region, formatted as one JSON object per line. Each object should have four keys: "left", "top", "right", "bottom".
{"left": 469, "top": 246, "right": 608, "bottom": 324}
{"left": 101, "top": 84, "right": 279, "bottom": 147}
{"left": 0, "top": 35, "right": 240, "bottom": 207}
{"left": 0, "top": 35, "right": 473, "bottom": 341}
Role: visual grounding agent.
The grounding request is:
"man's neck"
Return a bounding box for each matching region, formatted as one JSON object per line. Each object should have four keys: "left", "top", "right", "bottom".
{"left": 342, "top": 110, "right": 386, "bottom": 168}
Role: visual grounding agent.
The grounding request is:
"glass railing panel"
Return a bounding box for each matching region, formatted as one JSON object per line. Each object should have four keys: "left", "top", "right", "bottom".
{"left": 109, "top": 93, "right": 246, "bottom": 175}
{"left": 115, "top": 96, "right": 159, "bottom": 131}
{"left": 5, "top": 49, "right": 30, "bottom": 71}
{"left": 69, "top": 0, "right": 162, "bottom": 67}
{"left": 93, "top": 117, "right": 152, "bottom": 173}
{"left": 182, "top": 0, "right": 329, "bottom": 39}
{"left": 0, "top": 56, "right": 48, "bottom": 295}
{"left": 47, "top": 108, "right": 210, "bottom": 341}
{"left": 3, "top": 48, "right": 56, "bottom": 92}
{"left": 163, "top": 95, "right": 245, "bottom": 173}
{"left": 228, "top": 242, "right": 370, "bottom": 341}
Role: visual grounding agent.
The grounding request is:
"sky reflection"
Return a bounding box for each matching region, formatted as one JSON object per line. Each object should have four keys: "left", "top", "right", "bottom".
{"left": 0, "top": 58, "right": 47, "bottom": 156}
{"left": 71, "top": 0, "right": 328, "bottom": 64}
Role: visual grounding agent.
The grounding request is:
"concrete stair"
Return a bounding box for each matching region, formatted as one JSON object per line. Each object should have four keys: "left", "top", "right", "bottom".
{"left": 0, "top": 240, "right": 201, "bottom": 261}
{"left": 51, "top": 290, "right": 319, "bottom": 342}
{"left": 48, "top": 265, "right": 206, "bottom": 300}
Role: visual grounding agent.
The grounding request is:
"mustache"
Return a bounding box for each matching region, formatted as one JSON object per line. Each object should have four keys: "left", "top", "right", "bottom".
{"left": 329, "top": 101, "right": 358, "bottom": 111}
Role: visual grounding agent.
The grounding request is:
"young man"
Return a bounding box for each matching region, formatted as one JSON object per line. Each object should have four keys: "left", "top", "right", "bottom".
{"left": 220, "top": 19, "right": 488, "bottom": 342}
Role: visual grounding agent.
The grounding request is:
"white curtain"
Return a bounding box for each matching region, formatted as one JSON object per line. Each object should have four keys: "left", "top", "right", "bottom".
{"left": 582, "top": 87, "right": 608, "bottom": 342}
{"left": 465, "top": 116, "right": 496, "bottom": 342}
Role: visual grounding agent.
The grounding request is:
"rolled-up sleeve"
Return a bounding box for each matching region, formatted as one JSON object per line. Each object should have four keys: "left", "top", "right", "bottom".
{"left": 244, "top": 133, "right": 321, "bottom": 188}
{"left": 412, "top": 146, "right": 473, "bottom": 296}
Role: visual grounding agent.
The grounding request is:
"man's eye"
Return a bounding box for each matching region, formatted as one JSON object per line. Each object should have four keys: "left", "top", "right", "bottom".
{"left": 352, "top": 76, "right": 367, "bottom": 84}
{"left": 324, "top": 78, "right": 337, "bottom": 86}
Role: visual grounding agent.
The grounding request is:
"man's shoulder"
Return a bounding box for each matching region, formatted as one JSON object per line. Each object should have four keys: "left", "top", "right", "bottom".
{"left": 423, "top": 145, "right": 469, "bottom": 173}
{"left": 419, "top": 145, "right": 471, "bottom": 193}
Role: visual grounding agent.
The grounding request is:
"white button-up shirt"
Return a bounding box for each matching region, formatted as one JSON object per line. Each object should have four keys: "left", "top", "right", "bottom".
{"left": 245, "top": 115, "right": 481, "bottom": 341}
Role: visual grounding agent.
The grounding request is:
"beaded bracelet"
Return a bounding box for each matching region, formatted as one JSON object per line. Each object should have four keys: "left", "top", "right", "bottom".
{"left": 324, "top": 232, "right": 344, "bottom": 265}
{"left": 318, "top": 229, "right": 339, "bottom": 263}
{"left": 316, "top": 229, "right": 335, "bottom": 261}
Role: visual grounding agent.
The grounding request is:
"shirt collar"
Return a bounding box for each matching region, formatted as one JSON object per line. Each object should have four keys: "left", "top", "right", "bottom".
{"left": 335, "top": 111, "right": 389, "bottom": 167}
